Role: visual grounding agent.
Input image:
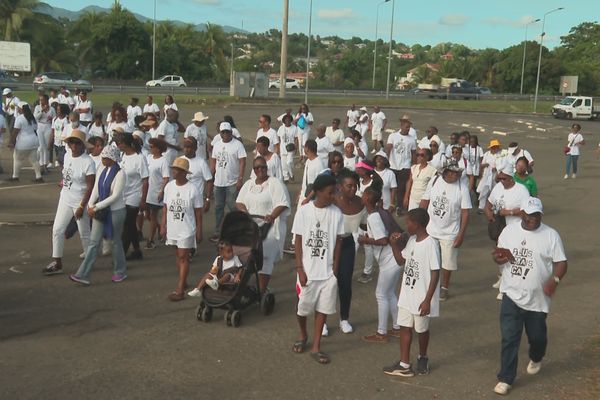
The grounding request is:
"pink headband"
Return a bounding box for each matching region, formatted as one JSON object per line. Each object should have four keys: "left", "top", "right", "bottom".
{"left": 355, "top": 161, "right": 374, "bottom": 171}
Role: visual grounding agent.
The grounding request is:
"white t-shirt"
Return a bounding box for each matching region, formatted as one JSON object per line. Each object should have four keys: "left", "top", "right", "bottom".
{"left": 120, "top": 153, "right": 149, "bottom": 207}
{"left": 387, "top": 132, "right": 416, "bottom": 170}
{"left": 256, "top": 127, "right": 279, "bottom": 153}
{"left": 13, "top": 115, "right": 38, "bottom": 150}
{"left": 184, "top": 123, "right": 208, "bottom": 160}
{"left": 398, "top": 235, "right": 441, "bottom": 317}
{"left": 291, "top": 202, "right": 344, "bottom": 281}
{"left": 300, "top": 157, "right": 326, "bottom": 200}
{"left": 325, "top": 127, "right": 345, "bottom": 153}
{"left": 60, "top": 152, "right": 96, "bottom": 208}
{"left": 567, "top": 133, "right": 584, "bottom": 156}
{"left": 163, "top": 103, "right": 178, "bottom": 114}
{"left": 498, "top": 223, "right": 567, "bottom": 313}
{"left": 184, "top": 155, "right": 212, "bottom": 207}
{"left": 346, "top": 109, "right": 360, "bottom": 127}
{"left": 126, "top": 105, "right": 142, "bottom": 125}
{"left": 75, "top": 100, "right": 93, "bottom": 122}
{"left": 507, "top": 148, "right": 533, "bottom": 167}
{"left": 371, "top": 111, "right": 386, "bottom": 134}
{"left": 409, "top": 164, "right": 438, "bottom": 205}
{"left": 294, "top": 112, "right": 314, "bottom": 137}
{"left": 422, "top": 176, "right": 472, "bottom": 240}
{"left": 354, "top": 139, "right": 369, "bottom": 160}
{"left": 418, "top": 135, "right": 445, "bottom": 154}
{"left": 211, "top": 138, "right": 247, "bottom": 187}
{"left": 315, "top": 136, "right": 334, "bottom": 163}
{"left": 34, "top": 105, "right": 56, "bottom": 126}
{"left": 88, "top": 123, "right": 106, "bottom": 138}
{"left": 344, "top": 154, "right": 357, "bottom": 171}
{"left": 212, "top": 255, "right": 243, "bottom": 272}
{"left": 357, "top": 113, "right": 369, "bottom": 137}
{"left": 146, "top": 154, "right": 170, "bottom": 205}
{"left": 52, "top": 116, "right": 68, "bottom": 147}
{"left": 156, "top": 120, "right": 177, "bottom": 146}
{"left": 376, "top": 168, "right": 397, "bottom": 209}
{"left": 408, "top": 127, "right": 417, "bottom": 140}
{"left": 366, "top": 211, "right": 397, "bottom": 270}
{"left": 488, "top": 182, "right": 531, "bottom": 226}
{"left": 3, "top": 95, "right": 20, "bottom": 116}
{"left": 163, "top": 180, "right": 202, "bottom": 241}
{"left": 143, "top": 103, "right": 160, "bottom": 115}
{"left": 277, "top": 125, "right": 298, "bottom": 156}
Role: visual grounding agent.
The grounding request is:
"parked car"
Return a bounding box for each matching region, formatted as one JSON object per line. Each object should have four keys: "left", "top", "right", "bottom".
{"left": 0, "top": 69, "right": 19, "bottom": 90}
{"left": 33, "top": 72, "right": 92, "bottom": 90}
{"left": 145, "top": 75, "right": 187, "bottom": 87}
{"left": 478, "top": 87, "right": 492, "bottom": 95}
{"left": 269, "top": 78, "right": 301, "bottom": 89}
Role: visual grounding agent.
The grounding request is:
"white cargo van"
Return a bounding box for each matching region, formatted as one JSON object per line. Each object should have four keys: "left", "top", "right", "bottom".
{"left": 551, "top": 96, "right": 600, "bottom": 120}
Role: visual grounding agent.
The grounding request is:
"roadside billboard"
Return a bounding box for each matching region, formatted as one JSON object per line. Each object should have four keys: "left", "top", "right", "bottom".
{"left": 559, "top": 76, "right": 578, "bottom": 95}
{"left": 0, "top": 41, "right": 31, "bottom": 72}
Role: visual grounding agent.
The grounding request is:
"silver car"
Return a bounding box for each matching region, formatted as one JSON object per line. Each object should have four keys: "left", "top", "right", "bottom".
{"left": 145, "top": 75, "right": 187, "bottom": 87}
{"left": 33, "top": 72, "right": 92, "bottom": 90}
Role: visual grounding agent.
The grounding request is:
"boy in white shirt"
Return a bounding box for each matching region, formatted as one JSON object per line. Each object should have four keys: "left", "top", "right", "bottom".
{"left": 370, "top": 106, "right": 387, "bottom": 153}
{"left": 143, "top": 96, "right": 160, "bottom": 118}
{"left": 383, "top": 208, "right": 440, "bottom": 377}
{"left": 292, "top": 174, "right": 344, "bottom": 364}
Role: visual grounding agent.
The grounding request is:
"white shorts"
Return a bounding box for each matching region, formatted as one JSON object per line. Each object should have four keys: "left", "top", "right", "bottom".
{"left": 438, "top": 239, "right": 458, "bottom": 271}
{"left": 465, "top": 163, "right": 480, "bottom": 176}
{"left": 371, "top": 129, "right": 382, "bottom": 141}
{"left": 396, "top": 307, "right": 430, "bottom": 333}
{"left": 166, "top": 235, "right": 196, "bottom": 249}
{"left": 296, "top": 275, "right": 338, "bottom": 316}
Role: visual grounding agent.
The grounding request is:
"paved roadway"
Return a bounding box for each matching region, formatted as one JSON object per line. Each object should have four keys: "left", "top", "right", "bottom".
{"left": 1, "top": 105, "right": 599, "bottom": 399}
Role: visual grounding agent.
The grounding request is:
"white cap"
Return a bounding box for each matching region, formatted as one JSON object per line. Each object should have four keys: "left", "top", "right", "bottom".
{"left": 498, "top": 159, "right": 515, "bottom": 176}
{"left": 219, "top": 122, "right": 232, "bottom": 132}
{"left": 359, "top": 106, "right": 368, "bottom": 112}
{"left": 344, "top": 137, "right": 354, "bottom": 146}
{"left": 521, "top": 197, "right": 543, "bottom": 215}
{"left": 508, "top": 145, "right": 518, "bottom": 153}
{"left": 17, "top": 101, "right": 28, "bottom": 108}
{"left": 2, "top": 88, "right": 12, "bottom": 96}
{"left": 374, "top": 150, "right": 388, "bottom": 160}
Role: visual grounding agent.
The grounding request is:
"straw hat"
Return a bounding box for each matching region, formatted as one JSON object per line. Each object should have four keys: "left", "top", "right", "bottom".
{"left": 63, "top": 129, "right": 86, "bottom": 144}
{"left": 488, "top": 139, "right": 501, "bottom": 149}
{"left": 140, "top": 117, "right": 157, "bottom": 127}
{"left": 171, "top": 157, "right": 191, "bottom": 174}
{"left": 192, "top": 112, "right": 209, "bottom": 122}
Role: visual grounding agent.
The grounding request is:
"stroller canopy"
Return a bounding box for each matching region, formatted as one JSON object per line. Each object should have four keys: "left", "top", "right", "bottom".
{"left": 220, "top": 211, "right": 261, "bottom": 248}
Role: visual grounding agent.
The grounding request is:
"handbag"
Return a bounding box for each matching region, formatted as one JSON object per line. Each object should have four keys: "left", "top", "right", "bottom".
{"left": 487, "top": 215, "right": 506, "bottom": 242}
{"left": 297, "top": 115, "right": 306, "bottom": 129}
{"left": 564, "top": 136, "right": 576, "bottom": 154}
{"left": 285, "top": 142, "right": 296, "bottom": 152}
{"left": 93, "top": 208, "right": 110, "bottom": 222}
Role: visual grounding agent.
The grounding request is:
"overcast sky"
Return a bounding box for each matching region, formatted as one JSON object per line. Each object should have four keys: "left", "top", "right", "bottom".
{"left": 45, "top": 0, "right": 588, "bottom": 49}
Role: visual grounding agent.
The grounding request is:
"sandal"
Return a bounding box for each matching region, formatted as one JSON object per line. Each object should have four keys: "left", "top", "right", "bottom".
{"left": 292, "top": 340, "right": 307, "bottom": 354}
{"left": 310, "top": 351, "right": 330, "bottom": 365}
{"left": 43, "top": 261, "right": 63, "bottom": 276}
{"left": 168, "top": 291, "right": 185, "bottom": 302}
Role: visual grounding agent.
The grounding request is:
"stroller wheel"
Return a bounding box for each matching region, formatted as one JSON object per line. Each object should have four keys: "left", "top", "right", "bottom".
{"left": 201, "top": 305, "right": 213, "bottom": 322}
{"left": 231, "top": 310, "right": 242, "bottom": 327}
{"left": 195, "top": 302, "right": 205, "bottom": 321}
{"left": 260, "top": 293, "right": 276, "bottom": 316}
{"left": 224, "top": 310, "right": 232, "bottom": 326}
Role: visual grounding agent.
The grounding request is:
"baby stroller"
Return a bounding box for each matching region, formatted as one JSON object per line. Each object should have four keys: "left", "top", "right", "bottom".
{"left": 195, "top": 211, "right": 276, "bottom": 327}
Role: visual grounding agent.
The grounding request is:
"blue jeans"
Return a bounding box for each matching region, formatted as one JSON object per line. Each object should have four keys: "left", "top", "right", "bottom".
{"left": 214, "top": 185, "right": 238, "bottom": 234}
{"left": 498, "top": 295, "right": 547, "bottom": 385}
{"left": 565, "top": 155, "right": 579, "bottom": 175}
{"left": 75, "top": 207, "right": 127, "bottom": 280}
{"left": 338, "top": 235, "right": 355, "bottom": 320}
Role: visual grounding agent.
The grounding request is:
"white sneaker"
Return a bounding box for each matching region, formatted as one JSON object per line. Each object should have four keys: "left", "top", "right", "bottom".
{"left": 322, "top": 323, "right": 329, "bottom": 337}
{"left": 492, "top": 275, "right": 502, "bottom": 289}
{"left": 527, "top": 360, "right": 542, "bottom": 375}
{"left": 79, "top": 252, "right": 85, "bottom": 259}
{"left": 493, "top": 382, "right": 511, "bottom": 395}
{"left": 370, "top": 149, "right": 377, "bottom": 154}
{"left": 187, "top": 288, "right": 202, "bottom": 297}
{"left": 340, "top": 320, "right": 353, "bottom": 334}
{"left": 46, "top": 163, "right": 53, "bottom": 169}
{"left": 571, "top": 174, "right": 576, "bottom": 179}
{"left": 55, "top": 161, "right": 60, "bottom": 167}
{"left": 563, "top": 174, "right": 569, "bottom": 179}
{"left": 496, "top": 292, "right": 504, "bottom": 301}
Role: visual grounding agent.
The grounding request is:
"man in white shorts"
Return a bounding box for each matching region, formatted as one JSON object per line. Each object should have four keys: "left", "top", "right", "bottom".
{"left": 292, "top": 174, "right": 344, "bottom": 365}
{"left": 419, "top": 160, "right": 471, "bottom": 301}
{"left": 370, "top": 106, "right": 387, "bottom": 153}
{"left": 345, "top": 104, "right": 359, "bottom": 131}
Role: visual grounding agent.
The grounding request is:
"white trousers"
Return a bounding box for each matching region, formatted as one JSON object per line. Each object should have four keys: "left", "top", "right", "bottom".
{"left": 52, "top": 200, "right": 91, "bottom": 258}
{"left": 281, "top": 152, "right": 294, "bottom": 180}
{"left": 376, "top": 265, "right": 401, "bottom": 334}
{"left": 12, "top": 148, "right": 41, "bottom": 179}
{"left": 37, "top": 123, "right": 52, "bottom": 166}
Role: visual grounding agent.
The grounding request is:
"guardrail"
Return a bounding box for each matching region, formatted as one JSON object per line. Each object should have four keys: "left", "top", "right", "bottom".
{"left": 7, "top": 82, "right": 566, "bottom": 102}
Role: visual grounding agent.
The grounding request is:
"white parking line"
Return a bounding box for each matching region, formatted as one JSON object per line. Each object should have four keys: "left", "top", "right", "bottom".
{"left": 0, "top": 183, "right": 54, "bottom": 191}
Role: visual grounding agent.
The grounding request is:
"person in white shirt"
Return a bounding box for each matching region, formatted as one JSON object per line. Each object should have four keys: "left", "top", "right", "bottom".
{"left": 420, "top": 161, "right": 471, "bottom": 301}
{"left": 74, "top": 91, "right": 92, "bottom": 127}
{"left": 373, "top": 151, "right": 397, "bottom": 213}
{"left": 182, "top": 137, "right": 213, "bottom": 213}
{"left": 43, "top": 129, "right": 96, "bottom": 276}
{"left": 343, "top": 138, "right": 358, "bottom": 171}
{"left": 209, "top": 115, "right": 243, "bottom": 148}
{"left": 143, "top": 96, "right": 160, "bottom": 119}
{"left": 70, "top": 145, "right": 127, "bottom": 285}
{"left": 126, "top": 97, "right": 142, "bottom": 127}
{"left": 34, "top": 94, "right": 56, "bottom": 172}
{"left": 383, "top": 208, "right": 440, "bottom": 377}
{"left": 370, "top": 106, "right": 387, "bottom": 153}
{"left": 352, "top": 129, "right": 368, "bottom": 160}
{"left": 0, "top": 112, "right": 6, "bottom": 173}
{"left": 401, "top": 115, "right": 418, "bottom": 140}
{"left": 465, "top": 135, "right": 484, "bottom": 192}
{"left": 2, "top": 88, "right": 21, "bottom": 131}
{"left": 418, "top": 126, "right": 446, "bottom": 154}
{"left": 162, "top": 95, "right": 178, "bottom": 119}
{"left": 63, "top": 113, "right": 89, "bottom": 149}
{"left": 476, "top": 139, "right": 507, "bottom": 212}
{"left": 294, "top": 103, "right": 314, "bottom": 158}
{"left": 58, "top": 87, "right": 74, "bottom": 110}
{"left": 8, "top": 102, "right": 42, "bottom": 182}
{"left": 386, "top": 119, "right": 417, "bottom": 214}
{"left": 445, "top": 133, "right": 460, "bottom": 158}
{"left": 276, "top": 108, "right": 293, "bottom": 123}
{"left": 357, "top": 107, "right": 370, "bottom": 149}
{"left": 184, "top": 112, "right": 209, "bottom": 160}
{"left": 491, "top": 197, "right": 567, "bottom": 396}
{"left": 405, "top": 148, "right": 437, "bottom": 211}
{"left": 160, "top": 157, "right": 203, "bottom": 301}
{"left": 345, "top": 104, "right": 360, "bottom": 131}
{"left": 252, "top": 136, "right": 284, "bottom": 182}
{"left": 49, "top": 103, "right": 70, "bottom": 167}
{"left": 256, "top": 114, "right": 279, "bottom": 154}
{"left": 292, "top": 174, "right": 344, "bottom": 364}
{"left": 144, "top": 138, "right": 170, "bottom": 249}
{"left": 277, "top": 114, "right": 298, "bottom": 182}
{"left": 506, "top": 141, "right": 534, "bottom": 172}
{"left": 88, "top": 111, "right": 107, "bottom": 140}
{"left": 48, "top": 89, "right": 59, "bottom": 108}
{"left": 325, "top": 118, "right": 345, "bottom": 153}
{"left": 315, "top": 124, "right": 334, "bottom": 164}
{"left": 156, "top": 109, "right": 183, "bottom": 166}
{"left": 564, "top": 123, "right": 585, "bottom": 179}
{"left": 210, "top": 122, "right": 247, "bottom": 240}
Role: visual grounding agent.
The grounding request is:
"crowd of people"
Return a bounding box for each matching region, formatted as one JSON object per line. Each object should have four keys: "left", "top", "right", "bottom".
{"left": 0, "top": 90, "right": 579, "bottom": 396}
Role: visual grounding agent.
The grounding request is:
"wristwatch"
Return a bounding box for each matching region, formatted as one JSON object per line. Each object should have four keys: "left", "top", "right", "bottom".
{"left": 553, "top": 275, "right": 560, "bottom": 284}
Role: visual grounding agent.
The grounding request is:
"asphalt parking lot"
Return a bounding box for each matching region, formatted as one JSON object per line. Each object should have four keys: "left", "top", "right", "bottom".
{"left": 1, "top": 104, "right": 599, "bottom": 399}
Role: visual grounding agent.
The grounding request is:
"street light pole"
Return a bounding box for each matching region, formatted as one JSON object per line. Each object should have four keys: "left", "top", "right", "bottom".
{"left": 372, "top": 0, "right": 390, "bottom": 89}
{"left": 533, "top": 7, "right": 564, "bottom": 113}
{"left": 520, "top": 18, "right": 540, "bottom": 95}
{"left": 304, "top": 0, "right": 313, "bottom": 104}
{"left": 385, "top": 0, "right": 395, "bottom": 99}
{"left": 152, "top": 0, "right": 156, "bottom": 79}
{"left": 279, "top": 0, "right": 289, "bottom": 99}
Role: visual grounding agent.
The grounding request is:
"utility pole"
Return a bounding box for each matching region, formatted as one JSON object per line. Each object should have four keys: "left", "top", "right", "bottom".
{"left": 279, "top": 0, "right": 289, "bottom": 99}
{"left": 385, "top": 0, "right": 395, "bottom": 99}
{"left": 152, "top": 0, "right": 156, "bottom": 79}
{"left": 304, "top": 0, "right": 313, "bottom": 104}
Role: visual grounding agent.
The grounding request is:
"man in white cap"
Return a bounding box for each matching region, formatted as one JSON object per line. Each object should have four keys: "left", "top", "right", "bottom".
{"left": 419, "top": 160, "right": 471, "bottom": 301}
{"left": 506, "top": 142, "right": 534, "bottom": 172}
{"left": 370, "top": 106, "right": 387, "bottom": 154}
{"left": 2, "top": 88, "right": 20, "bottom": 131}
{"left": 184, "top": 111, "right": 209, "bottom": 160}
{"left": 491, "top": 197, "right": 567, "bottom": 396}
{"left": 209, "top": 121, "right": 247, "bottom": 241}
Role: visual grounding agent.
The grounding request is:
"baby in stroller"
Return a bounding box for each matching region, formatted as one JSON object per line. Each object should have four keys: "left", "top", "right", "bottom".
{"left": 188, "top": 240, "right": 243, "bottom": 297}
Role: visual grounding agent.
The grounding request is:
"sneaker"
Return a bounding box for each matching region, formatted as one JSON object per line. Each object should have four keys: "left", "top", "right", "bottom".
{"left": 42, "top": 261, "right": 63, "bottom": 276}
{"left": 387, "top": 328, "right": 402, "bottom": 338}
{"left": 322, "top": 323, "right": 329, "bottom": 337}
{"left": 54, "top": 161, "right": 60, "bottom": 167}
{"left": 69, "top": 274, "right": 90, "bottom": 285}
{"left": 79, "top": 252, "right": 86, "bottom": 259}
{"left": 493, "top": 382, "right": 511, "bottom": 395}
{"left": 46, "top": 163, "right": 53, "bottom": 169}
{"left": 357, "top": 273, "right": 372, "bottom": 284}
{"left": 187, "top": 288, "right": 202, "bottom": 297}
{"left": 527, "top": 360, "right": 542, "bottom": 375}
{"left": 571, "top": 173, "right": 576, "bottom": 179}
{"left": 209, "top": 234, "right": 220, "bottom": 244}
{"left": 563, "top": 174, "right": 569, "bottom": 179}
{"left": 417, "top": 356, "right": 430, "bottom": 375}
{"left": 440, "top": 287, "right": 449, "bottom": 302}
{"left": 126, "top": 250, "right": 143, "bottom": 261}
{"left": 496, "top": 292, "right": 504, "bottom": 301}
{"left": 370, "top": 149, "right": 377, "bottom": 154}
{"left": 362, "top": 332, "right": 388, "bottom": 343}
{"left": 144, "top": 240, "right": 156, "bottom": 250}
{"left": 383, "top": 361, "right": 415, "bottom": 377}
{"left": 340, "top": 320, "right": 353, "bottom": 334}
{"left": 492, "top": 275, "right": 502, "bottom": 289}
{"left": 283, "top": 245, "right": 295, "bottom": 255}
{"left": 111, "top": 274, "right": 127, "bottom": 283}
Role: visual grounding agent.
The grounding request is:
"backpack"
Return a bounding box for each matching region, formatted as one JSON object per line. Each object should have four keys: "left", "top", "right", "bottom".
{"left": 297, "top": 115, "right": 306, "bottom": 129}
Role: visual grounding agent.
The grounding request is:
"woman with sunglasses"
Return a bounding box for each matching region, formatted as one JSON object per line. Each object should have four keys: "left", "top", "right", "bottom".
{"left": 236, "top": 156, "right": 290, "bottom": 291}
{"left": 404, "top": 148, "right": 437, "bottom": 211}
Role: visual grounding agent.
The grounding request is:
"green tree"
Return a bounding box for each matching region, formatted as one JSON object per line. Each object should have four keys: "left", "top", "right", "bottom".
{"left": 0, "top": 0, "right": 37, "bottom": 41}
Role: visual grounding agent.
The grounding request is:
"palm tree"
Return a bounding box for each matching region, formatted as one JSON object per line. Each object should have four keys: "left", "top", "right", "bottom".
{"left": 0, "top": 0, "right": 38, "bottom": 41}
